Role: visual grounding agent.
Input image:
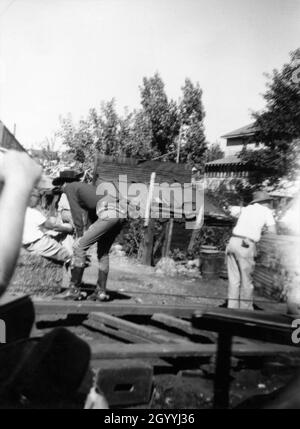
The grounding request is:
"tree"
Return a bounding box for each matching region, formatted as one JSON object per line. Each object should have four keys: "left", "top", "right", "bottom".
{"left": 98, "top": 99, "right": 119, "bottom": 155}
{"left": 58, "top": 100, "right": 120, "bottom": 169}
{"left": 140, "top": 73, "right": 180, "bottom": 155}
{"left": 123, "top": 110, "right": 156, "bottom": 159}
{"left": 204, "top": 142, "right": 225, "bottom": 163}
{"left": 58, "top": 74, "right": 209, "bottom": 170}
{"left": 58, "top": 113, "right": 95, "bottom": 169}
{"left": 240, "top": 49, "right": 300, "bottom": 185}
{"left": 178, "top": 78, "right": 207, "bottom": 168}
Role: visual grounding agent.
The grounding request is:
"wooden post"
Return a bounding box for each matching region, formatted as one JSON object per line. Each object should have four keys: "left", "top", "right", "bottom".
{"left": 141, "top": 220, "right": 154, "bottom": 265}
{"left": 162, "top": 131, "right": 182, "bottom": 258}
{"left": 162, "top": 219, "right": 174, "bottom": 257}
{"left": 188, "top": 204, "right": 204, "bottom": 252}
{"left": 144, "top": 172, "right": 156, "bottom": 227}
{"left": 176, "top": 128, "right": 181, "bottom": 164}
{"left": 140, "top": 173, "right": 156, "bottom": 265}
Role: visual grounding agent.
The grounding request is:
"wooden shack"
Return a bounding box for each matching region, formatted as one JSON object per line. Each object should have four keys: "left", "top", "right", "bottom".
{"left": 254, "top": 233, "right": 300, "bottom": 301}
{"left": 93, "top": 154, "right": 233, "bottom": 263}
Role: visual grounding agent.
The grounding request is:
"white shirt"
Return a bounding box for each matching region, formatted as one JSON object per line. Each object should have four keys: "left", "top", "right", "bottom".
{"left": 233, "top": 203, "right": 275, "bottom": 242}
{"left": 22, "top": 207, "right": 46, "bottom": 245}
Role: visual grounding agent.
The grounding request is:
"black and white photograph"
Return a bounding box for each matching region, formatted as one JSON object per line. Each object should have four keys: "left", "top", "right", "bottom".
{"left": 0, "top": 0, "right": 300, "bottom": 413}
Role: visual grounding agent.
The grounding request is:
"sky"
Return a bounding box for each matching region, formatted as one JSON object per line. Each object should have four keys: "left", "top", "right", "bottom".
{"left": 0, "top": 0, "right": 299, "bottom": 150}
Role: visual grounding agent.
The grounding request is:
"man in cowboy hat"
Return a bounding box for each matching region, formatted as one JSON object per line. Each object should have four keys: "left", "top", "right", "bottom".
{"left": 226, "top": 190, "right": 277, "bottom": 310}
{"left": 52, "top": 171, "right": 126, "bottom": 301}
{"left": 52, "top": 169, "right": 84, "bottom": 187}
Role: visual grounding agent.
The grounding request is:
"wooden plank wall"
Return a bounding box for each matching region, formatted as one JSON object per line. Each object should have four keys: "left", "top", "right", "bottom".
{"left": 254, "top": 233, "right": 300, "bottom": 301}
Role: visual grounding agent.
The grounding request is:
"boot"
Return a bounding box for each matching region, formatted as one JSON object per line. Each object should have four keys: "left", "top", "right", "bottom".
{"left": 87, "top": 270, "right": 110, "bottom": 302}
{"left": 54, "top": 267, "right": 84, "bottom": 300}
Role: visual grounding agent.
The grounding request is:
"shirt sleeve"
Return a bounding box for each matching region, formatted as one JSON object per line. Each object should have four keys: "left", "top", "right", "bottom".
{"left": 35, "top": 210, "right": 47, "bottom": 226}
{"left": 65, "top": 185, "right": 85, "bottom": 237}
{"left": 265, "top": 208, "right": 276, "bottom": 227}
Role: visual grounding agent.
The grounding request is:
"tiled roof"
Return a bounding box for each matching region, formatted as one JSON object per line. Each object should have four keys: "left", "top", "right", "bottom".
{"left": 221, "top": 122, "right": 259, "bottom": 139}
{"left": 205, "top": 155, "right": 246, "bottom": 166}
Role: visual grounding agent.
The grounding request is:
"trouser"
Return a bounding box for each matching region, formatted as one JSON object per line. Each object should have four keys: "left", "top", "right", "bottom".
{"left": 25, "top": 234, "right": 72, "bottom": 263}
{"left": 226, "top": 236, "right": 256, "bottom": 310}
{"left": 72, "top": 212, "right": 124, "bottom": 277}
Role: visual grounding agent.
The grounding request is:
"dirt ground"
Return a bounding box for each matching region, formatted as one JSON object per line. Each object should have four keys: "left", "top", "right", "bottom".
{"left": 82, "top": 249, "right": 285, "bottom": 312}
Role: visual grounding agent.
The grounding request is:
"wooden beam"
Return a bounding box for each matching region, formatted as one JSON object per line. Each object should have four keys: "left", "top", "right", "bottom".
{"left": 151, "top": 313, "right": 216, "bottom": 342}
{"left": 34, "top": 300, "right": 211, "bottom": 318}
{"left": 90, "top": 341, "right": 299, "bottom": 360}
{"left": 88, "top": 313, "right": 188, "bottom": 344}
{"left": 82, "top": 319, "right": 153, "bottom": 344}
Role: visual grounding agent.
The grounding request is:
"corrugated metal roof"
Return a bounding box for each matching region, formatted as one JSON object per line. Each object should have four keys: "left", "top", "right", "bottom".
{"left": 95, "top": 156, "right": 192, "bottom": 185}
{"left": 94, "top": 155, "right": 230, "bottom": 220}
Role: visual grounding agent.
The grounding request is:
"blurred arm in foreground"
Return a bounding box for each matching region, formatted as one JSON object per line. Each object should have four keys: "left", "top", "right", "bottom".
{"left": 0, "top": 150, "right": 42, "bottom": 296}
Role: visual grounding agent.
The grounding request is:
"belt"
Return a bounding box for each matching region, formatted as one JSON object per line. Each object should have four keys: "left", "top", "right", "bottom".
{"left": 232, "top": 234, "right": 256, "bottom": 244}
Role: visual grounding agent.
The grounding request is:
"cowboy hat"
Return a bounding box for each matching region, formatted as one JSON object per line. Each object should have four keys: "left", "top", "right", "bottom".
{"left": 52, "top": 170, "right": 83, "bottom": 186}
{"left": 250, "top": 190, "right": 274, "bottom": 205}
{"left": 0, "top": 326, "right": 91, "bottom": 408}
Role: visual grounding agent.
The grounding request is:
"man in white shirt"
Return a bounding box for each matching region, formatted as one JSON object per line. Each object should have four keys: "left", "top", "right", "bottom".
{"left": 22, "top": 189, "right": 73, "bottom": 263}
{"left": 226, "top": 191, "right": 276, "bottom": 310}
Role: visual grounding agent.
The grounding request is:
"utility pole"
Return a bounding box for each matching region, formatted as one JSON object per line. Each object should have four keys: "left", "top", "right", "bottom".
{"left": 176, "top": 127, "right": 182, "bottom": 164}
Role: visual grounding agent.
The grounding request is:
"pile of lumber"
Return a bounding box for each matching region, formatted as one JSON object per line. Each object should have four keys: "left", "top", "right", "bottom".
{"left": 254, "top": 233, "right": 300, "bottom": 301}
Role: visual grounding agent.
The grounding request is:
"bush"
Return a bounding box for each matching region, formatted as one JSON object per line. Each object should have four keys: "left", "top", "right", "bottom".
{"left": 119, "top": 219, "right": 144, "bottom": 257}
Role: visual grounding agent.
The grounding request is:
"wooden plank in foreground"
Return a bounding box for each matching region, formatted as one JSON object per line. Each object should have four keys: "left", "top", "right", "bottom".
{"left": 90, "top": 341, "right": 299, "bottom": 360}
{"left": 34, "top": 300, "right": 211, "bottom": 318}
{"left": 82, "top": 319, "right": 154, "bottom": 344}
{"left": 88, "top": 312, "right": 188, "bottom": 344}
{"left": 152, "top": 313, "right": 216, "bottom": 342}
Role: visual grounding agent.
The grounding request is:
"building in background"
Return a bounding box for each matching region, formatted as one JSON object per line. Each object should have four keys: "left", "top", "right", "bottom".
{"left": 221, "top": 122, "right": 261, "bottom": 156}
{"left": 204, "top": 122, "right": 263, "bottom": 188}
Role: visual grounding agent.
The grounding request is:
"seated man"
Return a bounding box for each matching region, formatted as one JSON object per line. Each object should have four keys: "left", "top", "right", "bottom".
{"left": 22, "top": 188, "right": 74, "bottom": 263}
{"left": 0, "top": 150, "right": 42, "bottom": 297}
